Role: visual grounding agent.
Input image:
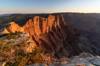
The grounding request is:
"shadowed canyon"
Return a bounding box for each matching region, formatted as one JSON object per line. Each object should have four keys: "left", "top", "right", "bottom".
{"left": 0, "top": 13, "right": 100, "bottom": 66}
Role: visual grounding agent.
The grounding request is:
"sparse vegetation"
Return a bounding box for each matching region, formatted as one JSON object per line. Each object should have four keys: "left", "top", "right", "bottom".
{"left": 0, "top": 33, "right": 52, "bottom": 66}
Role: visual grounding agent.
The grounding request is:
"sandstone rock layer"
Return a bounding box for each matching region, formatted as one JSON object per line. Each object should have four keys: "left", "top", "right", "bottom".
{"left": 4, "top": 15, "right": 80, "bottom": 58}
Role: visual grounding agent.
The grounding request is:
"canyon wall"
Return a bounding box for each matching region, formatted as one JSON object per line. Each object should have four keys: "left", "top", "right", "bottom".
{"left": 3, "top": 15, "right": 80, "bottom": 58}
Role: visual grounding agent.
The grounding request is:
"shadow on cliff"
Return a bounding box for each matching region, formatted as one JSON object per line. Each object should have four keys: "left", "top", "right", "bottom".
{"left": 3, "top": 14, "right": 100, "bottom": 59}
{"left": 15, "top": 14, "right": 82, "bottom": 58}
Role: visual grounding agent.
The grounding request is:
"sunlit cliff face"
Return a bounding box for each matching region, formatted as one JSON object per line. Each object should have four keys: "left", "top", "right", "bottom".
{"left": 4, "top": 15, "right": 66, "bottom": 36}
{"left": 8, "top": 22, "right": 24, "bottom": 33}
{"left": 2, "top": 14, "right": 80, "bottom": 57}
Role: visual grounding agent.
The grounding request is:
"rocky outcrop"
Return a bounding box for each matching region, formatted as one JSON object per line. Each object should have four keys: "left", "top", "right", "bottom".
{"left": 3, "top": 14, "right": 80, "bottom": 58}
{"left": 7, "top": 22, "right": 24, "bottom": 33}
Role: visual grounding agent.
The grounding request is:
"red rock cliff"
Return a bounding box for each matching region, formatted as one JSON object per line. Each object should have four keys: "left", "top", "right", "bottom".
{"left": 4, "top": 15, "right": 80, "bottom": 58}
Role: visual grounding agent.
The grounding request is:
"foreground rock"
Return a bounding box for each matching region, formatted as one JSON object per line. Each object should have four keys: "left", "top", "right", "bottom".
{"left": 0, "top": 33, "right": 55, "bottom": 66}
{"left": 26, "top": 53, "right": 100, "bottom": 66}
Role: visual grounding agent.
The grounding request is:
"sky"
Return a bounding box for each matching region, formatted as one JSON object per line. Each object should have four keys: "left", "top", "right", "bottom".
{"left": 0, "top": 0, "right": 100, "bottom": 13}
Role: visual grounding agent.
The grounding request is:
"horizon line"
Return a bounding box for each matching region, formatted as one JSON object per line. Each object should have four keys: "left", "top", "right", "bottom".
{"left": 1, "top": 11, "right": 100, "bottom": 15}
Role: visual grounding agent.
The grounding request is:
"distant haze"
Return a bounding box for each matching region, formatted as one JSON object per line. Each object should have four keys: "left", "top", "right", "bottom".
{"left": 0, "top": 0, "right": 100, "bottom": 13}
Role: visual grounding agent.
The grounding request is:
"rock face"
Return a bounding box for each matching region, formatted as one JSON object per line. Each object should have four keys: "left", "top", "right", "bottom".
{"left": 7, "top": 22, "right": 24, "bottom": 33}
{"left": 3, "top": 14, "right": 80, "bottom": 58}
